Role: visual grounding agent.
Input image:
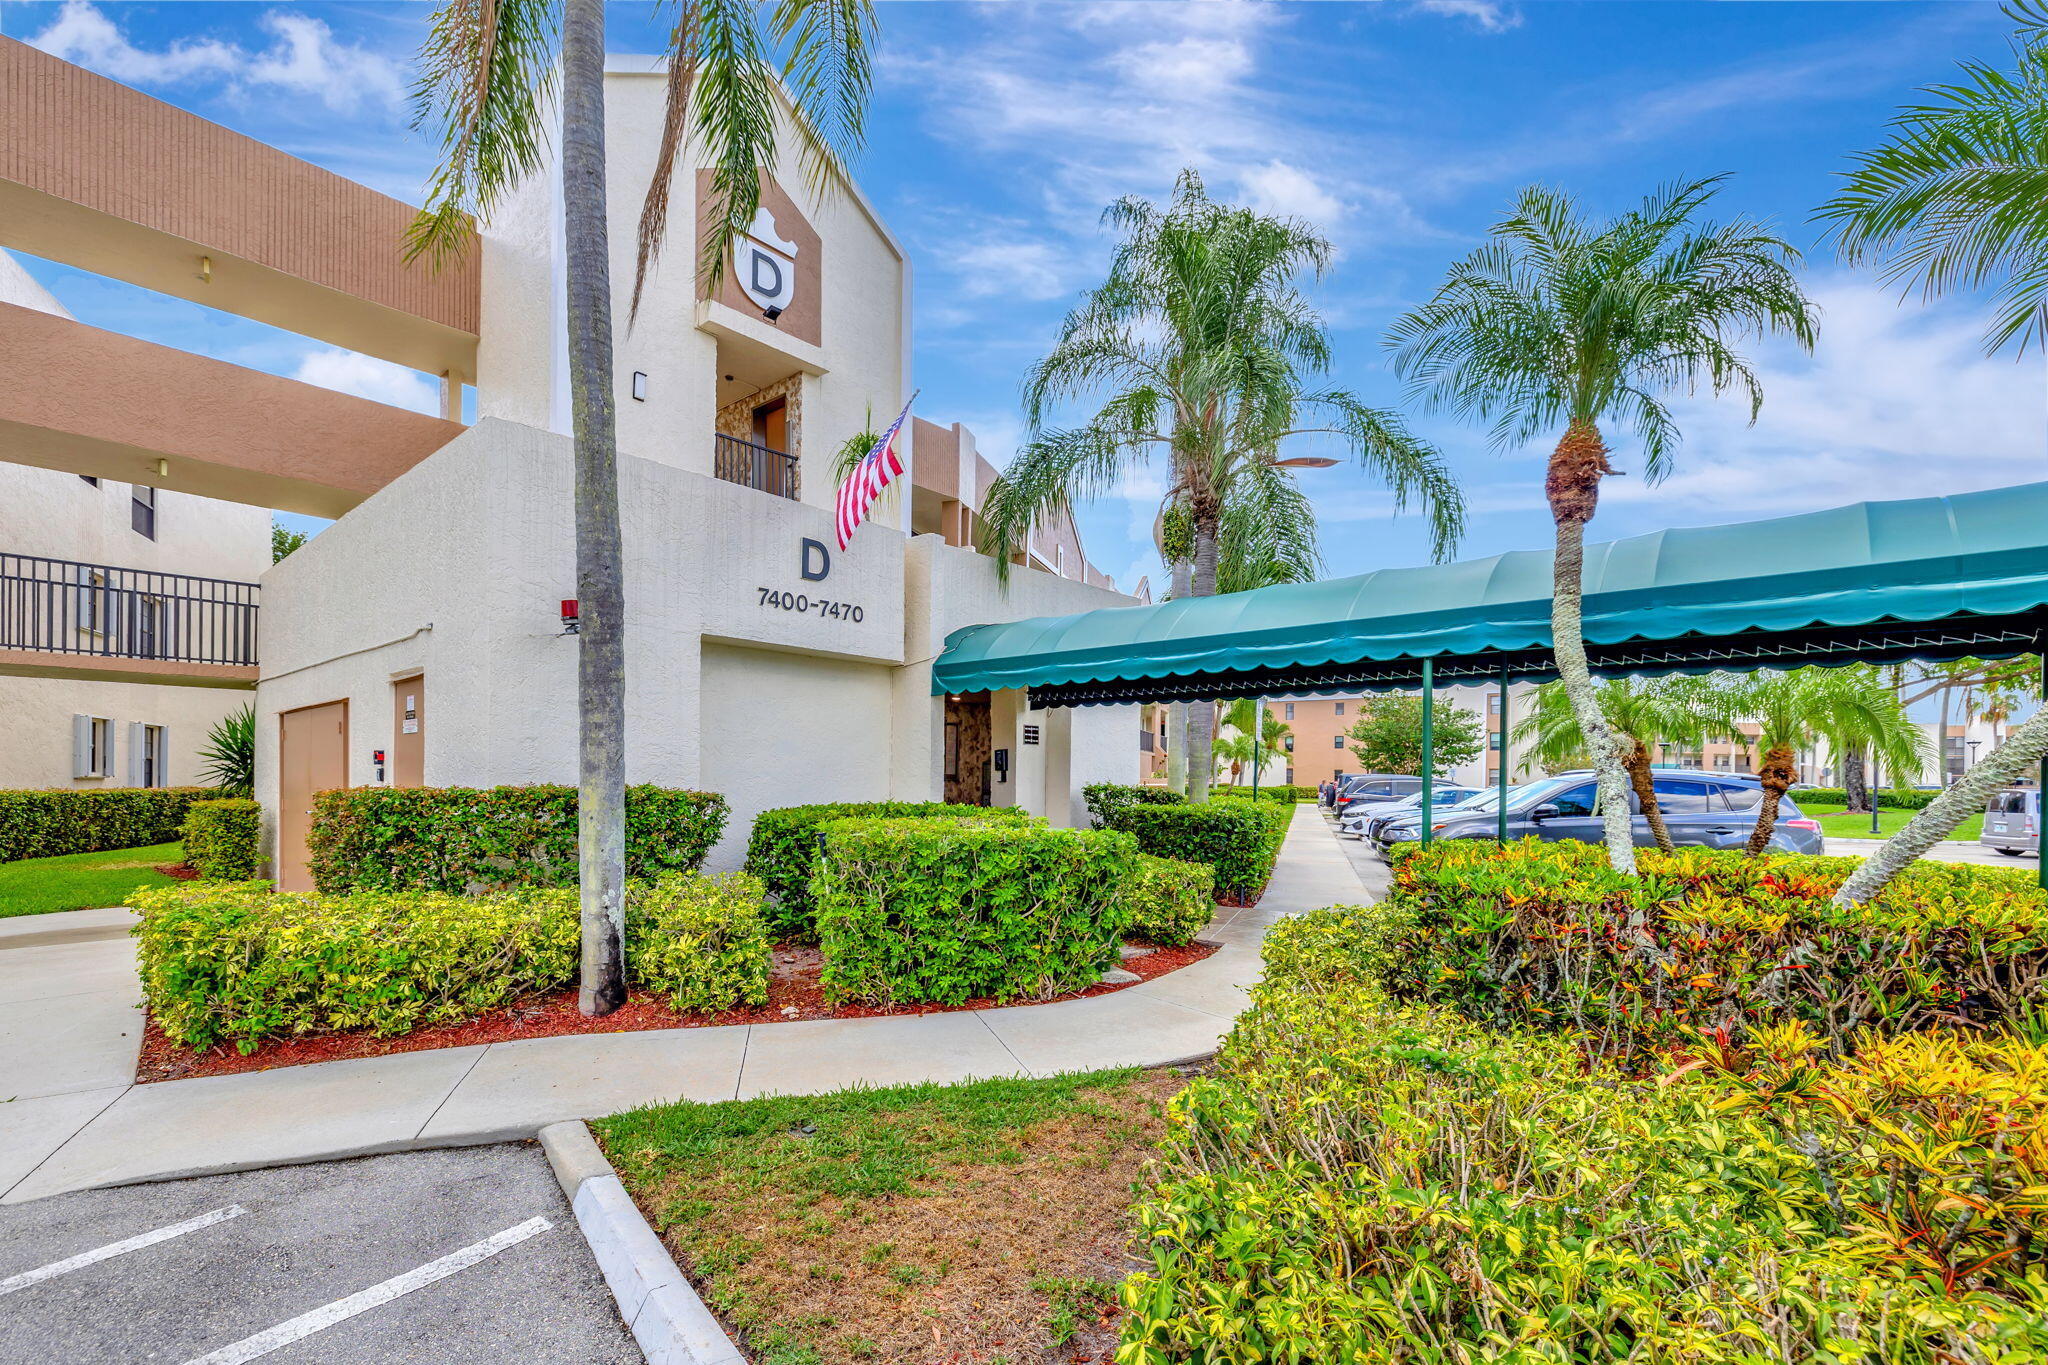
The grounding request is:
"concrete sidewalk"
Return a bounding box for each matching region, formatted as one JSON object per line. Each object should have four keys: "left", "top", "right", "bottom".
{"left": 1, "top": 805, "right": 1367, "bottom": 1205}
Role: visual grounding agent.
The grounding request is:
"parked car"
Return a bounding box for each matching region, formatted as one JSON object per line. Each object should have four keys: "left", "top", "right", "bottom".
{"left": 1982, "top": 785, "right": 2042, "bottom": 857}
{"left": 1369, "top": 769, "right": 1825, "bottom": 857}
{"left": 1333, "top": 774, "right": 1426, "bottom": 818}
{"left": 1339, "top": 786, "right": 1482, "bottom": 839}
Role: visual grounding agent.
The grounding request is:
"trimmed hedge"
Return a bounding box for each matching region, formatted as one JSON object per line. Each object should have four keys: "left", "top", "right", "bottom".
{"left": 307, "top": 785, "right": 729, "bottom": 894}
{"left": 742, "top": 801, "right": 1033, "bottom": 938}
{"left": 1121, "top": 879, "right": 2048, "bottom": 1362}
{"left": 1124, "top": 854, "right": 1214, "bottom": 946}
{"left": 0, "top": 787, "right": 220, "bottom": 863}
{"left": 811, "top": 816, "right": 1137, "bottom": 1005}
{"left": 1380, "top": 838, "right": 2048, "bottom": 1056}
{"left": 1105, "top": 799, "right": 1289, "bottom": 898}
{"left": 1212, "top": 784, "right": 1318, "bottom": 804}
{"left": 1082, "top": 782, "right": 1185, "bottom": 829}
{"left": 1792, "top": 784, "right": 1940, "bottom": 810}
{"left": 182, "top": 799, "right": 262, "bottom": 880}
{"left": 628, "top": 871, "right": 770, "bottom": 1014}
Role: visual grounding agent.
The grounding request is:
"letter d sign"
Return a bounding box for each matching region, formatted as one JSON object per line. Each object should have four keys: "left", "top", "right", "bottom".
{"left": 800, "top": 538, "right": 830, "bottom": 581}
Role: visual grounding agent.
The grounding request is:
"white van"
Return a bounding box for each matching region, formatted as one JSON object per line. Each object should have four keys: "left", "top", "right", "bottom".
{"left": 1982, "top": 786, "right": 2041, "bottom": 857}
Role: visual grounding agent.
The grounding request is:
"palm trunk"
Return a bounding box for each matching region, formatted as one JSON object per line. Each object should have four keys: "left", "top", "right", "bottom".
{"left": 1185, "top": 513, "right": 1220, "bottom": 804}
{"left": 1935, "top": 684, "right": 1952, "bottom": 786}
{"left": 1745, "top": 743, "right": 1798, "bottom": 856}
{"left": 1165, "top": 557, "right": 1191, "bottom": 794}
{"left": 1841, "top": 747, "right": 1867, "bottom": 813}
{"left": 1835, "top": 704, "right": 2048, "bottom": 905}
{"left": 563, "top": 0, "right": 628, "bottom": 1018}
{"left": 1625, "top": 740, "right": 1673, "bottom": 854}
{"left": 1545, "top": 422, "right": 1634, "bottom": 873}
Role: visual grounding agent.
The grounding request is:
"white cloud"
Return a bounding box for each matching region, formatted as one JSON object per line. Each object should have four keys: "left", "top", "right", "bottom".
{"left": 291, "top": 349, "right": 441, "bottom": 415}
{"left": 1410, "top": 0, "right": 1523, "bottom": 34}
{"left": 28, "top": 2, "right": 405, "bottom": 112}
{"left": 949, "top": 234, "right": 1084, "bottom": 302}
{"left": 1238, "top": 160, "right": 1346, "bottom": 228}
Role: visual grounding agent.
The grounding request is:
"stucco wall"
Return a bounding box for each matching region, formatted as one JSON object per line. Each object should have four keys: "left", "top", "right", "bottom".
{"left": 0, "top": 674, "right": 247, "bottom": 790}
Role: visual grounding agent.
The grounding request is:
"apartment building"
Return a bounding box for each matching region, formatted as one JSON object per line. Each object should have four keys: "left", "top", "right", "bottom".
{"left": 0, "top": 41, "right": 1142, "bottom": 888}
{"left": 1266, "top": 684, "right": 1540, "bottom": 789}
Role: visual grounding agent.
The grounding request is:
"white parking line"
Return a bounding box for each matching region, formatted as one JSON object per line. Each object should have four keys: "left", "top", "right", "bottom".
{"left": 0, "top": 1204, "right": 247, "bottom": 1297}
{"left": 178, "top": 1216, "right": 554, "bottom": 1365}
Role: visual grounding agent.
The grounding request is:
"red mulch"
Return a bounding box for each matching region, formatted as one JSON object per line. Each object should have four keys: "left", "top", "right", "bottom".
{"left": 134, "top": 938, "right": 1220, "bottom": 1084}
{"left": 154, "top": 862, "right": 200, "bottom": 881}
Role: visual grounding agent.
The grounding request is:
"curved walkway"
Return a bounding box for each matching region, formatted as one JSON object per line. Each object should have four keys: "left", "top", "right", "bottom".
{"left": 0, "top": 806, "right": 1368, "bottom": 1205}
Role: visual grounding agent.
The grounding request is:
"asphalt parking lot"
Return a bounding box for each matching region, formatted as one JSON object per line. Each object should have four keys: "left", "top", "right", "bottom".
{"left": 0, "top": 1144, "right": 641, "bottom": 1365}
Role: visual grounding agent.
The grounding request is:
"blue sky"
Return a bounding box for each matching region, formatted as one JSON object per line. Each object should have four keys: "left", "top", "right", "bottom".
{"left": 4, "top": 0, "right": 2043, "bottom": 598}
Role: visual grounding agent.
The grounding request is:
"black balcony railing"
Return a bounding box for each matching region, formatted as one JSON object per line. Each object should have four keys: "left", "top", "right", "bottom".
{"left": 0, "top": 553, "right": 259, "bottom": 666}
{"left": 714, "top": 433, "right": 799, "bottom": 500}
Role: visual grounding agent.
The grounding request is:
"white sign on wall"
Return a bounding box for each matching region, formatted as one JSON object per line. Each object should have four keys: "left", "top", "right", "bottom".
{"left": 735, "top": 207, "right": 799, "bottom": 315}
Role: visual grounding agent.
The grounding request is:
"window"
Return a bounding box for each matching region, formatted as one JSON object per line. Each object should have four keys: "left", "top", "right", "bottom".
{"left": 1487, "top": 766, "right": 1501, "bottom": 786}
{"left": 1651, "top": 777, "right": 1714, "bottom": 813}
{"left": 1334, "top": 702, "right": 1345, "bottom": 716}
{"left": 76, "top": 567, "right": 106, "bottom": 635}
{"left": 1283, "top": 736, "right": 1294, "bottom": 752}
{"left": 135, "top": 597, "right": 161, "bottom": 659}
{"left": 141, "top": 724, "right": 166, "bottom": 788}
{"left": 1716, "top": 783, "right": 1763, "bottom": 812}
{"left": 1487, "top": 693, "right": 1502, "bottom": 715}
{"left": 1546, "top": 782, "right": 1598, "bottom": 817}
{"left": 80, "top": 474, "right": 100, "bottom": 487}
{"left": 1284, "top": 703, "right": 1295, "bottom": 720}
{"left": 132, "top": 485, "right": 157, "bottom": 539}
{"left": 73, "top": 715, "right": 111, "bottom": 779}
{"left": 1332, "top": 735, "right": 1345, "bottom": 748}
{"left": 1990, "top": 790, "right": 2030, "bottom": 814}
{"left": 1489, "top": 732, "right": 1503, "bottom": 750}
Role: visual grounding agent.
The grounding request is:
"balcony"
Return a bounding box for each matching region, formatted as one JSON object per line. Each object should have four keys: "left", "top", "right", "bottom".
{"left": 0, "top": 552, "right": 258, "bottom": 687}
{"left": 714, "top": 433, "right": 799, "bottom": 501}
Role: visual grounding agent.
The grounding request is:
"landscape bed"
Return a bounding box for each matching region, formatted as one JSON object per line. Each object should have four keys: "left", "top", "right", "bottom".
{"left": 596, "top": 1067, "right": 1193, "bottom": 1365}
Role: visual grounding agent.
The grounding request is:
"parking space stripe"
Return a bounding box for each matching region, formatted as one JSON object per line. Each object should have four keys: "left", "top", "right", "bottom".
{"left": 178, "top": 1216, "right": 554, "bottom": 1365}
{"left": 0, "top": 1204, "right": 247, "bottom": 1297}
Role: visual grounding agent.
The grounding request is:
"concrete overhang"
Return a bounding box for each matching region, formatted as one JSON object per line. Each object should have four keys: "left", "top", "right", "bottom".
{"left": 1, "top": 38, "right": 479, "bottom": 381}
{"left": 0, "top": 649, "right": 256, "bottom": 689}
{"left": 0, "top": 301, "right": 467, "bottom": 518}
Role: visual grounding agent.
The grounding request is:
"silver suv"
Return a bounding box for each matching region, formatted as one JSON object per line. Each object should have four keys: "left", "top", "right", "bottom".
{"left": 1982, "top": 786, "right": 2041, "bottom": 857}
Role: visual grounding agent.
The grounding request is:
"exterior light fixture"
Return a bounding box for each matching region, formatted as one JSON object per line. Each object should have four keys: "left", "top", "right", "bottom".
{"left": 631, "top": 372, "right": 647, "bottom": 401}
{"left": 560, "top": 599, "right": 580, "bottom": 634}
{"left": 762, "top": 304, "right": 784, "bottom": 322}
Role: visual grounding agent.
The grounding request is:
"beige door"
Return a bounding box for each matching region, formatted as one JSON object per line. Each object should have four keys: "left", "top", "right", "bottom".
{"left": 278, "top": 700, "right": 347, "bottom": 893}
{"left": 391, "top": 677, "right": 424, "bottom": 788}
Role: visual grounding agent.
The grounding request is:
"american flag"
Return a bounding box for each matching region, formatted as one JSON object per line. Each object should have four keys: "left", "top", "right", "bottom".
{"left": 835, "top": 394, "right": 915, "bottom": 549}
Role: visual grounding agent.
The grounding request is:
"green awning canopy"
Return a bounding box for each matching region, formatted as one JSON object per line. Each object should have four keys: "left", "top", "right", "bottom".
{"left": 933, "top": 482, "right": 2048, "bottom": 707}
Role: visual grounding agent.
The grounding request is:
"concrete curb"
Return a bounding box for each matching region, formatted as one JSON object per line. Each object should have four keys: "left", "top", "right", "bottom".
{"left": 539, "top": 1121, "right": 745, "bottom": 1365}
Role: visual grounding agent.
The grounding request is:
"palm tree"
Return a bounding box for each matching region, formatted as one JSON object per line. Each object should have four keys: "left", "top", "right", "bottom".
{"left": 1212, "top": 698, "right": 1291, "bottom": 786}
{"left": 1818, "top": 1, "right": 2048, "bottom": 356}
{"left": 197, "top": 702, "right": 257, "bottom": 800}
{"left": 407, "top": 0, "right": 876, "bottom": 1015}
{"left": 1701, "top": 669, "right": 1927, "bottom": 856}
{"left": 983, "top": 170, "right": 1465, "bottom": 803}
{"left": 1389, "top": 178, "right": 1815, "bottom": 873}
{"left": 1513, "top": 677, "right": 1711, "bottom": 853}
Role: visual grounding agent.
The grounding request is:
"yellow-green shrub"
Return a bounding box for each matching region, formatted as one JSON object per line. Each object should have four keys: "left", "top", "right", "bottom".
{"left": 627, "top": 871, "right": 770, "bottom": 1013}
{"left": 181, "top": 799, "right": 261, "bottom": 880}
{"left": 1124, "top": 854, "right": 1213, "bottom": 946}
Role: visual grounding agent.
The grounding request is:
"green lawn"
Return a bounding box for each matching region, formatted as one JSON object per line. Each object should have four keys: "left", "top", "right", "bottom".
{"left": 0, "top": 842, "right": 185, "bottom": 918}
{"left": 1800, "top": 804, "right": 1984, "bottom": 842}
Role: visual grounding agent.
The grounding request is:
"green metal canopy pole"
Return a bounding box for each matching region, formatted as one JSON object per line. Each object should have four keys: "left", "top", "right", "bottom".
{"left": 1498, "top": 665, "right": 1510, "bottom": 844}
{"left": 2039, "top": 655, "right": 2046, "bottom": 891}
{"left": 1251, "top": 695, "right": 1262, "bottom": 799}
{"left": 1421, "top": 659, "right": 1435, "bottom": 848}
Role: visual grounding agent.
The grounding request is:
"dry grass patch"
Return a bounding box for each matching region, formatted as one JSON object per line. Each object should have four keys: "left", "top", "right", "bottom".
{"left": 594, "top": 1068, "right": 1188, "bottom": 1365}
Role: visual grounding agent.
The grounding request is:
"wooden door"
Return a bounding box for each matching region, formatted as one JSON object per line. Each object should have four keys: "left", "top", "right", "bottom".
{"left": 391, "top": 677, "right": 425, "bottom": 788}
{"left": 753, "top": 398, "right": 788, "bottom": 452}
{"left": 278, "top": 700, "right": 347, "bottom": 892}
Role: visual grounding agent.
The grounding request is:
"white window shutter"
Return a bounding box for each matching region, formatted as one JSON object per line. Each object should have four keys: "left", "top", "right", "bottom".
{"left": 158, "top": 727, "right": 169, "bottom": 788}
{"left": 72, "top": 714, "right": 90, "bottom": 778}
{"left": 126, "top": 722, "right": 143, "bottom": 787}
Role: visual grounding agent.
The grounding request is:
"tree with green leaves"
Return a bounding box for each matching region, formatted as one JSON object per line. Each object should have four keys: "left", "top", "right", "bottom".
{"left": 270, "top": 521, "right": 308, "bottom": 564}
{"left": 983, "top": 170, "right": 1464, "bottom": 804}
{"left": 1513, "top": 676, "right": 1713, "bottom": 853}
{"left": 1212, "top": 698, "right": 1291, "bottom": 786}
{"left": 1346, "top": 694, "right": 1483, "bottom": 778}
{"left": 1390, "top": 178, "right": 1815, "bottom": 874}
{"left": 407, "top": 0, "right": 876, "bottom": 1015}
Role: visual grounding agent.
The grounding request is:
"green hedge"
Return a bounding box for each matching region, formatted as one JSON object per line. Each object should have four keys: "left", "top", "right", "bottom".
{"left": 182, "top": 799, "right": 261, "bottom": 880}
{"left": 742, "top": 801, "right": 1033, "bottom": 938}
{"left": 1381, "top": 838, "right": 2048, "bottom": 1056}
{"left": 1105, "top": 800, "right": 1289, "bottom": 898}
{"left": 1081, "top": 782, "right": 1185, "bottom": 829}
{"left": 628, "top": 871, "right": 770, "bottom": 1014}
{"left": 1120, "top": 887, "right": 2048, "bottom": 1362}
{"left": 307, "top": 785, "right": 729, "bottom": 894}
{"left": 1212, "top": 784, "right": 1317, "bottom": 804}
{"left": 811, "top": 817, "right": 1137, "bottom": 1005}
{"left": 1124, "top": 854, "right": 1214, "bottom": 946}
{"left": 0, "top": 787, "right": 220, "bottom": 863}
{"left": 1791, "top": 785, "right": 1941, "bottom": 810}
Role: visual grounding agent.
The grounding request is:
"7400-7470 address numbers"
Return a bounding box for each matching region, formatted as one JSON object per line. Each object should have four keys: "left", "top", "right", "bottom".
{"left": 758, "top": 587, "right": 864, "bottom": 621}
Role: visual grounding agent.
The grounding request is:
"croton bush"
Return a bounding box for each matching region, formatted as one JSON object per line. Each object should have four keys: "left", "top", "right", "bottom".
{"left": 1124, "top": 853, "right": 1214, "bottom": 946}
{"left": 307, "top": 784, "right": 729, "bottom": 894}
{"left": 0, "top": 786, "right": 221, "bottom": 863}
{"left": 1107, "top": 798, "right": 1289, "bottom": 899}
{"left": 810, "top": 816, "right": 1137, "bottom": 1005}
{"left": 742, "top": 801, "right": 1033, "bottom": 938}
{"left": 1120, "top": 843, "right": 2048, "bottom": 1362}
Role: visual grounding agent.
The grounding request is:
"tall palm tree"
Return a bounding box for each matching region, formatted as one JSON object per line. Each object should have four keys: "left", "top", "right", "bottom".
{"left": 1701, "top": 669, "right": 1927, "bottom": 856}
{"left": 1513, "top": 676, "right": 1711, "bottom": 853}
{"left": 1818, "top": 1, "right": 2048, "bottom": 356}
{"left": 1389, "top": 178, "right": 1815, "bottom": 873}
{"left": 407, "top": 0, "right": 876, "bottom": 1015}
{"left": 983, "top": 170, "right": 1465, "bottom": 803}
